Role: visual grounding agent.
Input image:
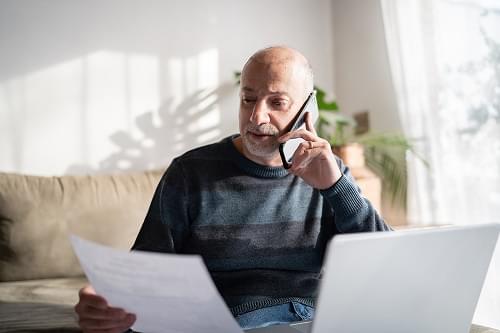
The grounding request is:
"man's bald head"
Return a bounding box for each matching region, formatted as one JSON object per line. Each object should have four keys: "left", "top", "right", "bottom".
{"left": 241, "top": 46, "right": 314, "bottom": 93}
{"left": 236, "top": 46, "right": 315, "bottom": 166}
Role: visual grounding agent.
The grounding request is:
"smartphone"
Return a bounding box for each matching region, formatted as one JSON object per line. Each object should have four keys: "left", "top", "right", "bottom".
{"left": 279, "top": 91, "right": 319, "bottom": 169}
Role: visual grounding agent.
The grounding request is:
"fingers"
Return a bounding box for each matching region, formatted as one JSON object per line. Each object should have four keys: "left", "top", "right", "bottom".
{"left": 78, "top": 313, "right": 136, "bottom": 331}
{"left": 289, "top": 141, "right": 329, "bottom": 173}
{"left": 79, "top": 285, "right": 108, "bottom": 309}
{"left": 279, "top": 128, "right": 317, "bottom": 143}
{"left": 79, "top": 305, "right": 128, "bottom": 320}
{"left": 278, "top": 127, "right": 331, "bottom": 172}
{"left": 75, "top": 285, "right": 136, "bottom": 333}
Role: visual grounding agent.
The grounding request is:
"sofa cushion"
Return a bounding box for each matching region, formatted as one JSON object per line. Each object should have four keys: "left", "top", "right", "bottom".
{"left": 0, "top": 276, "right": 87, "bottom": 304}
{"left": 0, "top": 276, "right": 87, "bottom": 332}
{"left": 0, "top": 170, "right": 163, "bottom": 282}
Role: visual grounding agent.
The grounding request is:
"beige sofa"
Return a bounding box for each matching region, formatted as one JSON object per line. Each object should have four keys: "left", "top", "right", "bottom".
{"left": 0, "top": 170, "right": 163, "bottom": 332}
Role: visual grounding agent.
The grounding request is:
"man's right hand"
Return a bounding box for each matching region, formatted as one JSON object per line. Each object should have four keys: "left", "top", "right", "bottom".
{"left": 75, "top": 285, "right": 136, "bottom": 333}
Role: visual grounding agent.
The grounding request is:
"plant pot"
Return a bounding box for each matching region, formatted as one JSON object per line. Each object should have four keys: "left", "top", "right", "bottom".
{"left": 332, "top": 143, "right": 365, "bottom": 169}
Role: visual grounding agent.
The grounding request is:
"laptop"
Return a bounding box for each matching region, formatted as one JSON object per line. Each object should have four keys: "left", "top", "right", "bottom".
{"left": 246, "top": 224, "right": 500, "bottom": 333}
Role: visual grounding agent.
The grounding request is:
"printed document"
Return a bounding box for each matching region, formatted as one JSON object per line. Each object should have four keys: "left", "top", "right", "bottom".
{"left": 70, "top": 235, "right": 243, "bottom": 333}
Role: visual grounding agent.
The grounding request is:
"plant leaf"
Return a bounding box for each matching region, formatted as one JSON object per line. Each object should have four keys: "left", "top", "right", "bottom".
{"left": 315, "top": 86, "right": 339, "bottom": 111}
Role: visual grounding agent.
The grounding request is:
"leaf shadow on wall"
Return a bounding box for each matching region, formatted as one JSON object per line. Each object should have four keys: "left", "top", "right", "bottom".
{"left": 66, "top": 82, "right": 236, "bottom": 174}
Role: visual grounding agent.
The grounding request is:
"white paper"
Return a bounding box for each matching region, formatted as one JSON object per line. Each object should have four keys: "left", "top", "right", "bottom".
{"left": 70, "top": 235, "right": 243, "bottom": 333}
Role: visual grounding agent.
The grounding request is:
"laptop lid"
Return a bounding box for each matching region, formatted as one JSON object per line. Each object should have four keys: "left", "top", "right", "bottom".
{"left": 311, "top": 224, "right": 500, "bottom": 333}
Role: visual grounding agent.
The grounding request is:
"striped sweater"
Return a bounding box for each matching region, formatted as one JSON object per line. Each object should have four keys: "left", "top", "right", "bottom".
{"left": 132, "top": 135, "right": 390, "bottom": 316}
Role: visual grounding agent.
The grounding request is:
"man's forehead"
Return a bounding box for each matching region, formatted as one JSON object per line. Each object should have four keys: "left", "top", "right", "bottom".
{"left": 241, "top": 64, "right": 304, "bottom": 93}
{"left": 241, "top": 86, "right": 291, "bottom": 96}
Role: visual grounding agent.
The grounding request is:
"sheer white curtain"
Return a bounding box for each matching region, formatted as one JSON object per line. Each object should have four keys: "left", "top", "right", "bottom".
{"left": 381, "top": 0, "right": 500, "bottom": 328}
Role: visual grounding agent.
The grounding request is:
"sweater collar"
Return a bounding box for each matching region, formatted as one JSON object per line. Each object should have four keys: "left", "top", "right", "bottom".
{"left": 224, "top": 135, "right": 289, "bottom": 178}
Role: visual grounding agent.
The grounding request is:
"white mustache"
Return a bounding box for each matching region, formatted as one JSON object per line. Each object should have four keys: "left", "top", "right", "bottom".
{"left": 246, "top": 124, "right": 279, "bottom": 136}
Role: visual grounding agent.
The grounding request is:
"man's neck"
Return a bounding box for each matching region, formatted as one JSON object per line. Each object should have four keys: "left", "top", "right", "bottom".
{"left": 232, "top": 136, "right": 283, "bottom": 167}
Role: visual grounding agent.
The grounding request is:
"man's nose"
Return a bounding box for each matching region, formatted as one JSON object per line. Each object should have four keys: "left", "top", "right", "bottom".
{"left": 249, "top": 101, "right": 270, "bottom": 125}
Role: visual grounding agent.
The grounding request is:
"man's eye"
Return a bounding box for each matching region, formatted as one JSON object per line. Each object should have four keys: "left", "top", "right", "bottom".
{"left": 242, "top": 98, "right": 256, "bottom": 104}
{"left": 272, "top": 100, "right": 288, "bottom": 108}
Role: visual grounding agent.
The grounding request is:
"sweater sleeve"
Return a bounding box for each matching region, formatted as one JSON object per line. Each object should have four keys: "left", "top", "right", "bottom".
{"left": 320, "top": 157, "right": 392, "bottom": 233}
{"left": 131, "top": 159, "right": 190, "bottom": 253}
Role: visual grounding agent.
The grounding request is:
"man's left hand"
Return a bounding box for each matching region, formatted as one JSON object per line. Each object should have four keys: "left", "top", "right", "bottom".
{"left": 278, "top": 113, "right": 342, "bottom": 190}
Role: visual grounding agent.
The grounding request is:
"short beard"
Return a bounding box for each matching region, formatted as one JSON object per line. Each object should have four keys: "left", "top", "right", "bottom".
{"left": 241, "top": 123, "right": 280, "bottom": 159}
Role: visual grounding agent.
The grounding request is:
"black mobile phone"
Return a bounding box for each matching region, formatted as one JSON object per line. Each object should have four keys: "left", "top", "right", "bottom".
{"left": 279, "top": 91, "right": 319, "bottom": 169}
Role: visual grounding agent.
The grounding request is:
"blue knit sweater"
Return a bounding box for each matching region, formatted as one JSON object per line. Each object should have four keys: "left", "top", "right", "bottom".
{"left": 132, "top": 135, "right": 390, "bottom": 316}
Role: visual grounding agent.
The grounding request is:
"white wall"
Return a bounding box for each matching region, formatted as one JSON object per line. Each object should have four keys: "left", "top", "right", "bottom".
{"left": 0, "top": 0, "right": 335, "bottom": 175}
{"left": 332, "top": 0, "right": 401, "bottom": 133}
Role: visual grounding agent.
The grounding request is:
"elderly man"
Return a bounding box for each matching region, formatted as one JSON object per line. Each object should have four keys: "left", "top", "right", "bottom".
{"left": 75, "top": 46, "right": 390, "bottom": 332}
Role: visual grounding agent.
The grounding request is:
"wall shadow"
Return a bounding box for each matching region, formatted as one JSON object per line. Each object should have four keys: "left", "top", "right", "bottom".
{"left": 66, "top": 81, "right": 236, "bottom": 174}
